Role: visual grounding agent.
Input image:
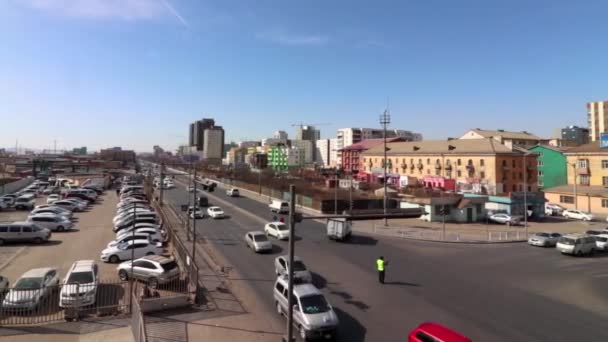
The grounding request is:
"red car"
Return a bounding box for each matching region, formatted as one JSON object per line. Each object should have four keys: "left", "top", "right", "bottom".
{"left": 409, "top": 322, "right": 471, "bottom": 342}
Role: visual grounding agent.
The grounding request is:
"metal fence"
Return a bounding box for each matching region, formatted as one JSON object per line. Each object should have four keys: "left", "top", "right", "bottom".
{"left": 0, "top": 279, "right": 130, "bottom": 325}
{"left": 131, "top": 288, "right": 147, "bottom": 342}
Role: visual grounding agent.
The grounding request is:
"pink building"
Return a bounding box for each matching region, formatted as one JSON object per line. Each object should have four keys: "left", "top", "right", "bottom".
{"left": 422, "top": 176, "right": 456, "bottom": 191}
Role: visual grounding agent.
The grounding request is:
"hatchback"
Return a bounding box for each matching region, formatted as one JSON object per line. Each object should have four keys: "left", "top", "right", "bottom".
{"left": 408, "top": 322, "right": 471, "bottom": 342}
{"left": 117, "top": 255, "right": 180, "bottom": 288}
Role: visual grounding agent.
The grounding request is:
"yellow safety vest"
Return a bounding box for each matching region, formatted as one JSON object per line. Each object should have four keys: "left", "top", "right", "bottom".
{"left": 376, "top": 259, "right": 385, "bottom": 271}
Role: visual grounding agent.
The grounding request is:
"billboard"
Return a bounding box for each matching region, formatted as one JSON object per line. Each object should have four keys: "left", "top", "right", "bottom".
{"left": 601, "top": 133, "right": 608, "bottom": 148}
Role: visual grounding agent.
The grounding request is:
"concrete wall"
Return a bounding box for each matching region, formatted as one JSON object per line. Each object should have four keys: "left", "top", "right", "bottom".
{"left": 0, "top": 177, "right": 34, "bottom": 196}
{"left": 545, "top": 192, "right": 608, "bottom": 216}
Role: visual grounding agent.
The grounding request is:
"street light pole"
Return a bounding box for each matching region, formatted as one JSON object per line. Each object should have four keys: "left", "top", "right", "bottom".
{"left": 334, "top": 171, "right": 339, "bottom": 215}
{"left": 192, "top": 168, "right": 197, "bottom": 263}
{"left": 380, "top": 109, "right": 391, "bottom": 227}
{"left": 285, "top": 185, "right": 296, "bottom": 342}
{"left": 523, "top": 153, "right": 528, "bottom": 237}
{"left": 572, "top": 163, "right": 578, "bottom": 210}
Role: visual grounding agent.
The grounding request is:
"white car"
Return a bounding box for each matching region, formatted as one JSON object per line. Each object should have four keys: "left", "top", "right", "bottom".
{"left": 188, "top": 206, "right": 204, "bottom": 219}
{"left": 274, "top": 255, "right": 313, "bottom": 283}
{"left": 207, "top": 206, "right": 225, "bottom": 219}
{"left": 108, "top": 232, "right": 162, "bottom": 248}
{"left": 100, "top": 239, "right": 164, "bottom": 263}
{"left": 116, "top": 199, "right": 148, "bottom": 208}
{"left": 245, "top": 231, "right": 272, "bottom": 253}
{"left": 419, "top": 213, "right": 430, "bottom": 222}
{"left": 46, "top": 194, "right": 60, "bottom": 204}
{"left": 264, "top": 222, "right": 290, "bottom": 240}
{"left": 59, "top": 260, "right": 98, "bottom": 308}
{"left": 563, "top": 210, "right": 593, "bottom": 221}
{"left": 595, "top": 234, "right": 608, "bottom": 251}
{"left": 30, "top": 206, "right": 73, "bottom": 219}
{"left": 116, "top": 224, "right": 163, "bottom": 238}
{"left": 3, "top": 268, "right": 60, "bottom": 311}
{"left": 226, "top": 188, "right": 239, "bottom": 197}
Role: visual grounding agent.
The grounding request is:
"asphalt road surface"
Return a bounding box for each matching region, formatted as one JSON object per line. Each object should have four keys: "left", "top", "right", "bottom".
{"left": 163, "top": 176, "right": 608, "bottom": 342}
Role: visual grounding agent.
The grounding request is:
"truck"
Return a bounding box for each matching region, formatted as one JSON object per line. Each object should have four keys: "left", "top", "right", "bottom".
{"left": 327, "top": 218, "right": 352, "bottom": 241}
{"left": 269, "top": 200, "right": 289, "bottom": 214}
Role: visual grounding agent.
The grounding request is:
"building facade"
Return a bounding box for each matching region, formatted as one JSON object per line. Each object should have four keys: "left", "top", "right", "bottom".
{"left": 290, "top": 140, "right": 313, "bottom": 164}
{"left": 189, "top": 118, "right": 216, "bottom": 151}
{"left": 99, "top": 147, "right": 136, "bottom": 163}
{"left": 561, "top": 125, "right": 589, "bottom": 146}
{"left": 274, "top": 130, "right": 288, "bottom": 140}
{"left": 528, "top": 145, "right": 567, "bottom": 189}
{"left": 340, "top": 138, "right": 404, "bottom": 174}
{"left": 202, "top": 128, "right": 224, "bottom": 161}
{"left": 268, "top": 145, "right": 288, "bottom": 172}
{"left": 335, "top": 127, "right": 422, "bottom": 165}
{"left": 588, "top": 100, "right": 608, "bottom": 142}
{"left": 360, "top": 139, "right": 538, "bottom": 195}
{"left": 459, "top": 129, "right": 542, "bottom": 149}
{"left": 295, "top": 126, "right": 320, "bottom": 161}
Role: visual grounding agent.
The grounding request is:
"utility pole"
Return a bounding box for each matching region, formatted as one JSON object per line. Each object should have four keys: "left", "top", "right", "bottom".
{"left": 129, "top": 203, "right": 136, "bottom": 312}
{"left": 258, "top": 169, "right": 262, "bottom": 195}
{"left": 334, "top": 171, "right": 339, "bottom": 215}
{"left": 186, "top": 163, "right": 192, "bottom": 241}
{"left": 380, "top": 109, "right": 391, "bottom": 226}
{"left": 572, "top": 163, "right": 578, "bottom": 210}
{"left": 285, "top": 185, "right": 296, "bottom": 342}
{"left": 192, "top": 168, "right": 197, "bottom": 264}
{"left": 523, "top": 153, "right": 528, "bottom": 237}
{"left": 159, "top": 162, "right": 165, "bottom": 207}
{"left": 349, "top": 175, "right": 353, "bottom": 211}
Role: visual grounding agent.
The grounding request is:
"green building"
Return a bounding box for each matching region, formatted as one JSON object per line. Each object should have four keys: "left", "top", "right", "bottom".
{"left": 268, "top": 146, "right": 288, "bottom": 172}
{"left": 528, "top": 145, "right": 567, "bottom": 189}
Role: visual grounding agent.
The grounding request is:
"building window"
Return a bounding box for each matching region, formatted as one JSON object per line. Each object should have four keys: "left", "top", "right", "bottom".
{"left": 519, "top": 172, "right": 523, "bottom": 180}
{"left": 457, "top": 170, "right": 461, "bottom": 177}
{"left": 560, "top": 195, "right": 575, "bottom": 204}
{"left": 512, "top": 185, "right": 517, "bottom": 192}
{"left": 363, "top": 158, "right": 366, "bottom": 162}
{"left": 512, "top": 159, "right": 516, "bottom": 167}
{"left": 435, "top": 169, "right": 440, "bottom": 176}
{"left": 580, "top": 175, "right": 590, "bottom": 185}
{"left": 602, "top": 199, "right": 608, "bottom": 208}
{"left": 602, "top": 160, "right": 608, "bottom": 169}
{"left": 603, "top": 177, "right": 608, "bottom": 186}
{"left": 577, "top": 159, "right": 588, "bottom": 168}
{"left": 427, "top": 169, "right": 431, "bottom": 175}
{"left": 427, "top": 158, "right": 430, "bottom": 165}
{"left": 538, "top": 160, "right": 544, "bottom": 167}
{"left": 538, "top": 180, "right": 544, "bottom": 187}
{"left": 395, "top": 158, "right": 399, "bottom": 164}
{"left": 480, "top": 159, "right": 485, "bottom": 166}
{"left": 480, "top": 171, "right": 485, "bottom": 179}
{"left": 457, "top": 159, "right": 461, "bottom": 166}
{"left": 538, "top": 170, "right": 544, "bottom": 177}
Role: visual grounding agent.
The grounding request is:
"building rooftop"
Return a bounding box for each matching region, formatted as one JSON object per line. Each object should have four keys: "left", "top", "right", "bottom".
{"left": 528, "top": 144, "right": 571, "bottom": 153}
{"left": 466, "top": 128, "right": 542, "bottom": 141}
{"left": 563, "top": 141, "right": 608, "bottom": 154}
{"left": 362, "top": 138, "right": 520, "bottom": 155}
{"left": 341, "top": 138, "right": 404, "bottom": 151}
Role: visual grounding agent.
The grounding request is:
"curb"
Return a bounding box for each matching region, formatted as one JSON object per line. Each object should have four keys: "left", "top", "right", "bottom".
{"left": 0, "top": 247, "right": 27, "bottom": 272}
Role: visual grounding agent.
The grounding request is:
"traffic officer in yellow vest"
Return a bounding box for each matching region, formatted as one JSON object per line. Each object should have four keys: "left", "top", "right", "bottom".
{"left": 376, "top": 256, "right": 388, "bottom": 284}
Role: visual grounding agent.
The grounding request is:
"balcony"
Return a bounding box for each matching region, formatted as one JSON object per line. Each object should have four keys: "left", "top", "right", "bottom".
{"left": 577, "top": 167, "right": 589, "bottom": 175}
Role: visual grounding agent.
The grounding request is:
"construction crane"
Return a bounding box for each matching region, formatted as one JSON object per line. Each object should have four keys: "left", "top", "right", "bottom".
{"left": 290, "top": 122, "right": 331, "bottom": 129}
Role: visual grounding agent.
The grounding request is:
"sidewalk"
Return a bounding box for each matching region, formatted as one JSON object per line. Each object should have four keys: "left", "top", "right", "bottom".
{"left": 0, "top": 320, "right": 133, "bottom": 342}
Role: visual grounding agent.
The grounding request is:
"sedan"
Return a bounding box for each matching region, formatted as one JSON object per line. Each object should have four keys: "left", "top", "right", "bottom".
{"left": 46, "top": 194, "right": 60, "bottom": 204}
{"left": 100, "top": 240, "right": 164, "bottom": 263}
{"left": 563, "top": 210, "right": 593, "bottom": 221}
{"left": 116, "top": 227, "right": 165, "bottom": 242}
{"left": 52, "top": 200, "right": 80, "bottom": 212}
{"left": 264, "top": 222, "right": 290, "bottom": 240}
{"left": 274, "top": 255, "right": 312, "bottom": 283}
{"left": 245, "top": 231, "right": 272, "bottom": 253}
{"left": 2, "top": 267, "right": 60, "bottom": 311}
{"left": 528, "top": 232, "right": 562, "bottom": 247}
{"left": 595, "top": 234, "right": 608, "bottom": 251}
{"left": 64, "top": 198, "right": 88, "bottom": 211}
{"left": 488, "top": 213, "right": 521, "bottom": 225}
{"left": 207, "top": 206, "right": 225, "bottom": 219}
{"left": 116, "top": 224, "right": 163, "bottom": 237}
{"left": 188, "top": 206, "right": 204, "bottom": 219}
{"left": 28, "top": 213, "right": 74, "bottom": 232}
{"left": 107, "top": 233, "right": 162, "bottom": 248}
{"left": 31, "top": 206, "right": 73, "bottom": 218}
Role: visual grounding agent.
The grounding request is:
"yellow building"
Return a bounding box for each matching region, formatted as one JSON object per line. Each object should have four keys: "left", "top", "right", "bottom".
{"left": 544, "top": 141, "right": 608, "bottom": 215}
{"left": 360, "top": 138, "right": 538, "bottom": 195}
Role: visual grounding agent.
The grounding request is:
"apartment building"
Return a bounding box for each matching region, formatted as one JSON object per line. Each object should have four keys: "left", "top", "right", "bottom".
{"left": 360, "top": 139, "right": 538, "bottom": 195}
{"left": 340, "top": 138, "right": 404, "bottom": 174}
{"left": 588, "top": 100, "right": 608, "bottom": 142}
{"left": 335, "top": 127, "right": 422, "bottom": 164}
{"left": 459, "top": 129, "right": 542, "bottom": 149}
{"left": 290, "top": 140, "right": 313, "bottom": 164}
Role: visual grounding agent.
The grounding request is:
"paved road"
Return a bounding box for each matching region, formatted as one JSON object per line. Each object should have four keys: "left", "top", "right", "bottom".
{"left": 163, "top": 176, "right": 608, "bottom": 342}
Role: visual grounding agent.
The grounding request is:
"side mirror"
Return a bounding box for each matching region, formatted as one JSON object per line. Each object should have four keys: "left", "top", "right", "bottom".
{"left": 293, "top": 304, "right": 300, "bottom": 312}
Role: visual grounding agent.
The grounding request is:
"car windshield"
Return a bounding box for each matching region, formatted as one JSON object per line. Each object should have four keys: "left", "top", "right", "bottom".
{"left": 291, "top": 260, "right": 307, "bottom": 271}
{"left": 536, "top": 233, "right": 549, "bottom": 237}
{"left": 276, "top": 224, "right": 288, "bottom": 231}
{"left": 67, "top": 271, "right": 94, "bottom": 284}
{"left": 299, "top": 294, "right": 330, "bottom": 314}
{"left": 597, "top": 237, "right": 608, "bottom": 242}
{"left": 15, "top": 277, "right": 43, "bottom": 289}
{"left": 559, "top": 237, "right": 575, "bottom": 245}
{"left": 161, "top": 261, "right": 178, "bottom": 272}
{"left": 253, "top": 234, "right": 268, "bottom": 242}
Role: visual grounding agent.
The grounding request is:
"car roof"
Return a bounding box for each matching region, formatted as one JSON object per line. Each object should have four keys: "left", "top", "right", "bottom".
{"left": 562, "top": 233, "right": 592, "bottom": 239}
{"left": 597, "top": 234, "right": 608, "bottom": 238}
{"left": 291, "top": 283, "right": 321, "bottom": 297}
{"left": 127, "top": 239, "right": 154, "bottom": 245}
{"left": 210, "top": 206, "right": 221, "bottom": 209}
{"left": 248, "top": 230, "right": 266, "bottom": 236}
{"left": 141, "top": 255, "right": 172, "bottom": 264}
{"left": 21, "top": 267, "right": 56, "bottom": 278}
{"left": 414, "top": 322, "right": 471, "bottom": 342}
{"left": 71, "top": 260, "right": 96, "bottom": 272}
{"left": 269, "top": 221, "right": 286, "bottom": 225}
{"left": 279, "top": 255, "right": 302, "bottom": 262}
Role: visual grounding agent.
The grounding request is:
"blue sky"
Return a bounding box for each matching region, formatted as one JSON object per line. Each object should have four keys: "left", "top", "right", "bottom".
{"left": 1, "top": 0, "right": 607, "bottom": 152}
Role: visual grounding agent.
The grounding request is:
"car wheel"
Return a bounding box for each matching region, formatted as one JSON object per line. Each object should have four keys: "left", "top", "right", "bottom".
{"left": 109, "top": 255, "right": 120, "bottom": 263}
{"left": 148, "top": 278, "right": 159, "bottom": 289}
{"left": 576, "top": 250, "right": 582, "bottom": 257}
{"left": 276, "top": 302, "right": 282, "bottom": 315}
{"left": 34, "top": 237, "right": 43, "bottom": 244}
{"left": 57, "top": 226, "right": 64, "bottom": 232}
{"left": 119, "top": 270, "right": 129, "bottom": 281}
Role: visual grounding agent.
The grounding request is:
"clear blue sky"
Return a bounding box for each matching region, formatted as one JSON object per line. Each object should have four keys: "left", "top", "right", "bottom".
{"left": 1, "top": 0, "right": 607, "bottom": 152}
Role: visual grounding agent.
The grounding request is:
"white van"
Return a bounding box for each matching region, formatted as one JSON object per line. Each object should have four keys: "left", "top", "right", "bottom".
{"left": 556, "top": 233, "right": 596, "bottom": 256}
{"left": 269, "top": 200, "right": 289, "bottom": 214}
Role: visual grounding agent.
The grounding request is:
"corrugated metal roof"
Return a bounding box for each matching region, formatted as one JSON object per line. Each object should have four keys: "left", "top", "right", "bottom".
{"left": 362, "top": 138, "right": 521, "bottom": 155}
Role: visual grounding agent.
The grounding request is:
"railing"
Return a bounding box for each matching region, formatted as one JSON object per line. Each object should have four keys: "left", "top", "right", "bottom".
{"left": 131, "top": 288, "right": 147, "bottom": 342}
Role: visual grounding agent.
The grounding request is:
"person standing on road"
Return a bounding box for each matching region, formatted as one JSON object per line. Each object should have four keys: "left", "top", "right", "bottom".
{"left": 115, "top": 188, "right": 120, "bottom": 196}
{"left": 376, "top": 256, "right": 388, "bottom": 284}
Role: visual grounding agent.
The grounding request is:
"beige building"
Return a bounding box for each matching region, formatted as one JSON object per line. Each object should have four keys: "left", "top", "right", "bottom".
{"left": 588, "top": 99, "right": 608, "bottom": 142}
{"left": 360, "top": 138, "right": 538, "bottom": 195}
{"left": 459, "top": 128, "right": 542, "bottom": 149}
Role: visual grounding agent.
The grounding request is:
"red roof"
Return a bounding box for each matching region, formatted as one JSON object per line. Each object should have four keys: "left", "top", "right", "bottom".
{"left": 341, "top": 137, "right": 404, "bottom": 151}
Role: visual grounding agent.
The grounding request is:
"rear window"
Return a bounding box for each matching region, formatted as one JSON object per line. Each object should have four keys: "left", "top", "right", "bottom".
{"left": 596, "top": 237, "right": 608, "bottom": 242}
{"left": 276, "top": 224, "right": 288, "bottom": 231}
{"left": 253, "top": 234, "right": 268, "bottom": 242}
{"left": 161, "top": 261, "right": 178, "bottom": 272}
{"left": 67, "top": 271, "right": 94, "bottom": 284}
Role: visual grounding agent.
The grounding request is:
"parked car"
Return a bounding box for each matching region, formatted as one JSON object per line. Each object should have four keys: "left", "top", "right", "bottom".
{"left": 14, "top": 194, "right": 36, "bottom": 210}
{"left": 59, "top": 260, "right": 99, "bottom": 308}
{"left": 113, "top": 212, "right": 157, "bottom": 225}
{"left": 207, "top": 206, "right": 225, "bottom": 219}
{"left": 488, "top": 213, "right": 521, "bottom": 225}
{"left": 2, "top": 267, "right": 60, "bottom": 311}
{"left": 28, "top": 213, "right": 74, "bottom": 232}
{"left": 117, "top": 255, "right": 180, "bottom": 288}
{"left": 0, "top": 222, "right": 51, "bottom": 245}
{"left": 408, "top": 322, "right": 472, "bottom": 342}
{"left": 0, "top": 196, "right": 15, "bottom": 207}
{"left": 52, "top": 200, "right": 80, "bottom": 212}
{"left": 116, "top": 206, "right": 153, "bottom": 217}
{"left": 116, "top": 199, "right": 149, "bottom": 208}
{"left": 32, "top": 205, "right": 73, "bottom": 218}
{"left": 226, "top": 188, "right": 239, "bottom": 197}
{"left": 556, "top": 234, "right": 596, "bottom": 256}
{"left": 595, "top": 234, "right": 608, "bottom": 251}
{"left": 64, "top": 195, "right": 91, "bottom": 207}
{"left": 100, "top": 239, "right": 164, "bottom": 263}
{"left": 274, "top": 255, "right": 312, "bottom": 283}
{"left": 563, "top": 210, "right": 593, "bottom": 221}
{"left": 585, "top": 230, "right": 603, "bottom": 236}
{"left": 273, "top": 276, "right": 338, "bottom": 340}
{"left": 265, "top": 222, "right": 290, "bottom": 240}
{"left": 108, "top": 231, "right": 163, "bottom": 248}
{"left": 0, "top": 275, "right": 9, "bottom": 294}
{"left": 46, "top": 194, "right": 60, "bottom": 204}
{"left": 544, "top": 203, "right": 565, "bottom": 216}
{"left": 116, "top": 225, "right": 164, "bottom": 239}
{"left": 245, "top": 231, "right": 272, "bottom": 253}
{"left": 528, "top": 232, "right": 562, "bottom": 247}
{"left": 419, "top": 213, "right": 431, "bottom": 222}
{"left": 113, "top": 217, "right": 160, "bottom": 233}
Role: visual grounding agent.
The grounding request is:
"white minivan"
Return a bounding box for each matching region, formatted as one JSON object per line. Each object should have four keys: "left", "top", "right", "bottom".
{"left": 556, "top": 233, "right": 596, "bottom": 256}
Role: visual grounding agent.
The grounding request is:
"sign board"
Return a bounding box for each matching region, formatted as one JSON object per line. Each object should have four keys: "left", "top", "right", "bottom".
{"left": 601, "top": 133, "right": 608, "bottom": 148}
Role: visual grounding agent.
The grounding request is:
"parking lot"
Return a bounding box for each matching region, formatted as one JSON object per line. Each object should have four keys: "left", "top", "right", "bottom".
{"left": 0, "top": 191, "right": 122, "bottom": 283}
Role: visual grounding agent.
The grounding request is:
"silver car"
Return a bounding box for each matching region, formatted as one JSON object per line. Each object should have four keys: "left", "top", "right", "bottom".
{"left": 116, "top": 255, "right": 179, "bottom": 288}
{"left": 245, "top": 231, "right": 272, "bottom": 253}
{"left": 52, "top": 200, "right": 80, "bottom": 212}
{"left": 30, "top": 206, "right": 73, "bottom": 219}
{"left": 528, "top": 232, "right": 562, "bottom": 247}
{"left": 2, "top": 267, "right": 60, "bottom": 311}
{"left": 28, "top": 213, "right": 74, "bottom": 232}
{"left": 274, "top": 255, "right": 312, "bottom": 283}
{"left": 488, "top": 213, "right": 521, "bottom": 225}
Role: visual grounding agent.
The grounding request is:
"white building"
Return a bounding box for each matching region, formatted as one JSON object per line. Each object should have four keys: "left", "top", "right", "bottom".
{"left": 274, "top": 130, "right": 288, "bottom": 140}
{"left": 316, "top": 138, "right": 339, "bottom": 167}
{"left": 335, "top": 127, "right": 422, "bottom": 164}
{"left": 290, "top": 140, "right": 313, "bottom": 164}
{"left": 203, "top": 128, "right": 224, "bottom": 160}
{"left": 286, "top": 147, "right": 305, "bottom": 167}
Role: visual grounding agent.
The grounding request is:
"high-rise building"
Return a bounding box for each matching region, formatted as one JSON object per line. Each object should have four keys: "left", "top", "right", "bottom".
{"left": 295, "top": 125, "right": 320, "bottom": 161}
{"left": 274, "top": 130, "right": 288, "bottom": 140}
{"left": 202, "top": 127, "right": 225, "bottom": 161}
{"left": 189, "top": 118, "right": 216, "bottom": 151}
{"left": 290, "top": 140, "right": 313, "bottom": 164}
{"left": 316, "top": 139, "right": 339, "bottom": 167}
{"left": 561, "top": 125, "right": 589, "bottom": 146}
{"left": 588, "top": 100, "right": 608, "bottom": 142}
